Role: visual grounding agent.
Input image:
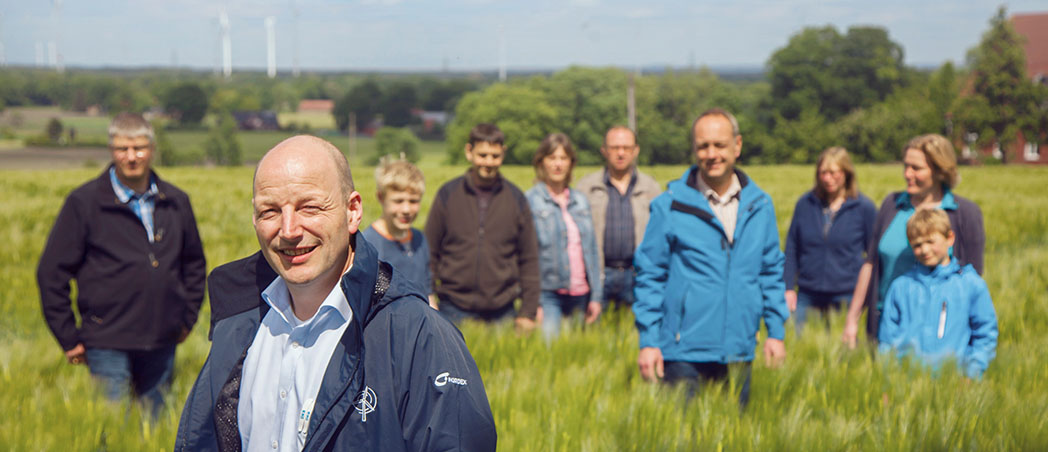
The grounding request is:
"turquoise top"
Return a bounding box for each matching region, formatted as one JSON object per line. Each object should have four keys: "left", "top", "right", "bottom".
{"left": 876, "top": 188, "right": 958, "bottom": 307}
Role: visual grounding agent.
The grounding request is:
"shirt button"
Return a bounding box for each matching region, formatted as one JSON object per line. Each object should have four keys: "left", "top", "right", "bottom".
{"left": 271, "top": 440, "right": 278, "bottom": 449}
{"left": 291, "top": 342, "right": 300, "bottom": 349}
{"left": 280, "top": 390, "right": 287, "bottom": 399}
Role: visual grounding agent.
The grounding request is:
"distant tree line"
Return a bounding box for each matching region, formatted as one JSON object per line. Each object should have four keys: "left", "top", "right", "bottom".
{"left": 445, "top": 7, "right": 1048, "bottom": 165}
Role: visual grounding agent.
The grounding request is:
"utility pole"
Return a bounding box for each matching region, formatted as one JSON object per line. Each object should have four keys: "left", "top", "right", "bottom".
{"left": 627, "top": 73, "right": 636, "bottom": 132}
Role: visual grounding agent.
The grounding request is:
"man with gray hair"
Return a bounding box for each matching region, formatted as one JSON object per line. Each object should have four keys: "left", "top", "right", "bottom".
{"left": 633, "top": 108, "right": 787, "bottom": 408}
{"left": 38, "top": 112, "right": 207, "bottom": 416}
{"left": 177, "top": 135, "right": 495, "bottom": 451}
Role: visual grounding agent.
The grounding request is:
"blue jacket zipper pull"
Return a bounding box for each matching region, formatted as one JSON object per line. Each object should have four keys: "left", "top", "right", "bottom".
{"left": 937, "top": 301, "right": 947, "bottom": 339}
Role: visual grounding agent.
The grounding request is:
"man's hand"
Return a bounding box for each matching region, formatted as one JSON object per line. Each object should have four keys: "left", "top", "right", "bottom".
{"left": 785, "top": 290, "right": 798, "bottom": 313}
{"left": 584, "top": 301, "right": 602, "bottom": 325}
{"left": 842, "top": 316, "right": 860, "bottom": 349}
{"left": 637, "top": 347, "right": 664, "bottom": 382}
{"left": 65, "top": 343, "right": 86, "bottom": 365}
{"left": 763, "top": 338, "right": 785, "bottom": 367}
{"left": 515, "top": 316, "right": 538, "bottom": 334}
{"left": 428, "top": 294, "right": 440, "bottom": 310}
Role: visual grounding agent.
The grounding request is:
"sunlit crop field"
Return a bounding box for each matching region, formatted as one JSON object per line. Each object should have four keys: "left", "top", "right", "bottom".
{"left": 1, "top": 162, "right": 1046, "bottom": 451}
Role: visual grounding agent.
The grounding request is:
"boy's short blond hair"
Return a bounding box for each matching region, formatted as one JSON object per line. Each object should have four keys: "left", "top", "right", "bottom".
{"left": 906, "top": 208, "right": 953, "bottom": 242}
{"left": 375, "top": 159, "right": 425, "bottom": 197}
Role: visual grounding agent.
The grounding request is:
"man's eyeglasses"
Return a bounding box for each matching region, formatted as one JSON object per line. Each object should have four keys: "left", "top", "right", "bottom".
{"left": 111, "top": 145, "right": 150, "bottom": 156}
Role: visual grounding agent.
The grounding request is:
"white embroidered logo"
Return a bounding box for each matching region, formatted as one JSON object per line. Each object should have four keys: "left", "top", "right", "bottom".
{"left": 434, "top": 371, "right": 468, "bottom": 387}
{"left": 354, "top": 386, "right": 376, "bottom": 422}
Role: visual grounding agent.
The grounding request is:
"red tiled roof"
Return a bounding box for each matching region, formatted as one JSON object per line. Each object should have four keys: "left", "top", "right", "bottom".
{"left": 298, "top": 99, "right": 334, "bottom": 113}
{"left": 1011, "top": 12, "right": 1048, "bottom": 79}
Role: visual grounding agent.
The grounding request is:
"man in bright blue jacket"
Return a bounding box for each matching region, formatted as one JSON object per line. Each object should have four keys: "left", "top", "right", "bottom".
{"left": 176, "top": 136, "right": 495, "bottom": 451}
{"left": 634, "top": 108, "right": 788, "bottom": 406}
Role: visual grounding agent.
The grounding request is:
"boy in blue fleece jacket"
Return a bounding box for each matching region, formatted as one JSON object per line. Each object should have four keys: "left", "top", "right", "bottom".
{"left": 878, "top": 208, "right": 997, "bottom": 378}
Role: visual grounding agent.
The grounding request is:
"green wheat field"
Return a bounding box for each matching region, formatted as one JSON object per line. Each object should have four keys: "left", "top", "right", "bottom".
{"left": 1, "top": 162, "right": 1046, "bottom": 451}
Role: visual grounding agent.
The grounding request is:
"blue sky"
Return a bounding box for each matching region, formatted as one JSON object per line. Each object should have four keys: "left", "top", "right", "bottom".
{"left": 1, "top": 0, "right": 1044, "bottom": 72}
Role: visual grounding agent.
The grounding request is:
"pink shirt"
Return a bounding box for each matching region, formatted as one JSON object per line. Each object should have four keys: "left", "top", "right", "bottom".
{"left": 551, "top": 188, "right": 590, "bottom": 296}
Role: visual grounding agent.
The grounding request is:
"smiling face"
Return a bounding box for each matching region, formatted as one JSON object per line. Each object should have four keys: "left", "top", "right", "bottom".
{"left": 541, "top": 146, "right": 572, "bottom": 187}
{"left": 909, "top": 230, "right": 954, "bottom": 268}
{"left": 252, "top": 143, "right": 362, "bottom": 291}
{"left": 601, "top": 127, "right": 639, "bottom": 173}
{"left": 465, "top": 142, "right": 505, "bottom": 184}
{"left": 110, "top": 134, "right": 154, "bottom": 187}
{"left": 693, "top": 114, "right": 741, "bottom": 185}
{"left": 903, "top": 147, "right": 938, "bottom": 198}
{"left": 379, "top": 189, "right": 421, "bottom": 236}
{"left": 818, "top": 161, "right": 846, "bottom": 198}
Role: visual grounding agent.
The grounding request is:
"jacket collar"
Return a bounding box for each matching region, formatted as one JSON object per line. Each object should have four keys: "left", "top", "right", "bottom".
{"left": 462, "top": 167, "right": 504, "bottom": 195}
{"left": 895, "top": 185, "right": 958, "bottom": 211}
{"left": 94, "top": 164, "right": 169, "bottom": 206}
{"left": 531, "top": 181, "right": 577, "bottom": 206}
{"left": 672, "top": 166, "right": 757, "bottom": 207}
{"left": 914, "top": 259, "right": 961, "bottom": 282}
{"left": 803, "top": 190, "right": 864, "bottom": 211}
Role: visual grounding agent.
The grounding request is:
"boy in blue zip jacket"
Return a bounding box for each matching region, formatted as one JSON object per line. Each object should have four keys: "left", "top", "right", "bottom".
{"left": 878, "top": 208, "right": 997, "bottom": 378}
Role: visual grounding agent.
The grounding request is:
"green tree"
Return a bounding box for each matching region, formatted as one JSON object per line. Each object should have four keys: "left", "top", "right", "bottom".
{"left": 334, "top": 79, "right": 382, "bottom": 132}
{"left": 204, "top": 113, "right": 243, "bottom": 166}
{"left": 952, "top": 7, "right": 1045, "bottom": 163}
{"left": 422, "top": 79, "right": 479, "bottom": 112}
{"left": 534, "top": 67, "right": 629, "bottom": 164}
{"left": 445, "top": 83, "right": 559, "bottom": 165}
{"left": 381, "top": 81, "right": 418, "bottom": 127}
{"left": 45, "top": 118, "right": 64, "bottom": 143}
{"left": 767, "top": 25, "right": 906, "bottom": 122}
{"left": 152, "top": 120, "right": 179, "bottom": 166}
{"left": 371, "top": 127, "right": 421, "bottom": 165}
{"left": 165, "top": 82, "right": 209, "bottom": 126}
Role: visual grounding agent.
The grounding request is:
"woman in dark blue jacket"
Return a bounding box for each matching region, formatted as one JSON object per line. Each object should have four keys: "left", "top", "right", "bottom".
{"left": 784, "top": 147, "right": 876, "bottom": 335}
{"left": 524, "top": 133, "right": 603, "bottom": 341}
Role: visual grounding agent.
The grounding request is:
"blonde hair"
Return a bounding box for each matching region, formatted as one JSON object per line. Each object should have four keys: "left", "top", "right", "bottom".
{"left": 813, "top": 146, "right": 859, "bottom": 201}
{"left": 906, "top": 208, "right": 953, "bottom": 241}
{"left": 905, "top": 134, "right": 959, "bottom": 189}
{"left": 375, "top": 159, "right": 424, "bottom": 198}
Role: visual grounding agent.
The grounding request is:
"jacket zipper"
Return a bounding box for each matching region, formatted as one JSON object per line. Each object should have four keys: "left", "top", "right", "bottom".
{"left": 937, "top": 300, "right": 947, "bottom": 339}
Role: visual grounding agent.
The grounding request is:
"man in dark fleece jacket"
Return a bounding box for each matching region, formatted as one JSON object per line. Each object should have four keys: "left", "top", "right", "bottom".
{"left": 176, "top": 135, "right": 494, "bottom": 452}
{"left": 425, "top": 123, "right": 541, "bottom": 332}
{"left": 37, "top": 112, "right": 206, "bottom": 416}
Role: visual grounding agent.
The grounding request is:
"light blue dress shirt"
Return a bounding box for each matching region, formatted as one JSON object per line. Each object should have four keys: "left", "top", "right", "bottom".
{"left": 238, "top": 274, "right": 353, "bottom": 452}
{"left": 109, "top": 167, "right": 158, "bottom": 242}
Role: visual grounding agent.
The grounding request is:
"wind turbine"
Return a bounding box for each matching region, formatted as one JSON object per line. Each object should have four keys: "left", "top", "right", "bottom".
{"left": 291, "top": 0, "right": 300, "bottom": 77}
{"left": 265, "top": 16, "right": 276, "bottom": 78}
{"left": 220, "top": 9, "right": 232, "bottom": 79}
{"left": 51, "top": 0, "right": 63, "bottom": 73}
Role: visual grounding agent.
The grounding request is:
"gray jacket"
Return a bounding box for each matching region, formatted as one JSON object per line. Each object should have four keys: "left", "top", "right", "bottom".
{"left": 575, "top": 167, "right": 662, "bottom": 265}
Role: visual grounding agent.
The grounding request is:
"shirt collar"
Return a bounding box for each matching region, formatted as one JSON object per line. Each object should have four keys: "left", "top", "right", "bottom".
{"left": 602, "top": 167, "right": 638, "bottom": 193}
{"left": 261, "top": 268, "right": 354, "bottom": 329}
{"left": 694, "top": 172, "right": 741, "bottom": 204}
{"left": 896, "top": 186, "right": 958, "bottom": 211}
{"left": 109, "top": 167, "right": 158, "bottom": 203}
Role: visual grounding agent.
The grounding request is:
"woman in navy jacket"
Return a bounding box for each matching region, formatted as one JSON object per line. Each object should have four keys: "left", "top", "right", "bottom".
{"left": 784, "top": 147, "right": 876, "bottom": 335}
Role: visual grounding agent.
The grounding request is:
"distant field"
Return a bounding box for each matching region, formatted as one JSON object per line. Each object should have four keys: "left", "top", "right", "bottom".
{"left": 1, "top": 164, "right": 1046, "bottom": 450}
{"left": 0, "top": 106, "right": 448, "bottom": 168}
{"left": 278, "top": 110, "right": 337, "bottom": 130}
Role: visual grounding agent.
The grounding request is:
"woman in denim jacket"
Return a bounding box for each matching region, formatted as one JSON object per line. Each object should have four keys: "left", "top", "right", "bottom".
{"left": 525, "top": 133, "right": 604, "bottom": 341}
